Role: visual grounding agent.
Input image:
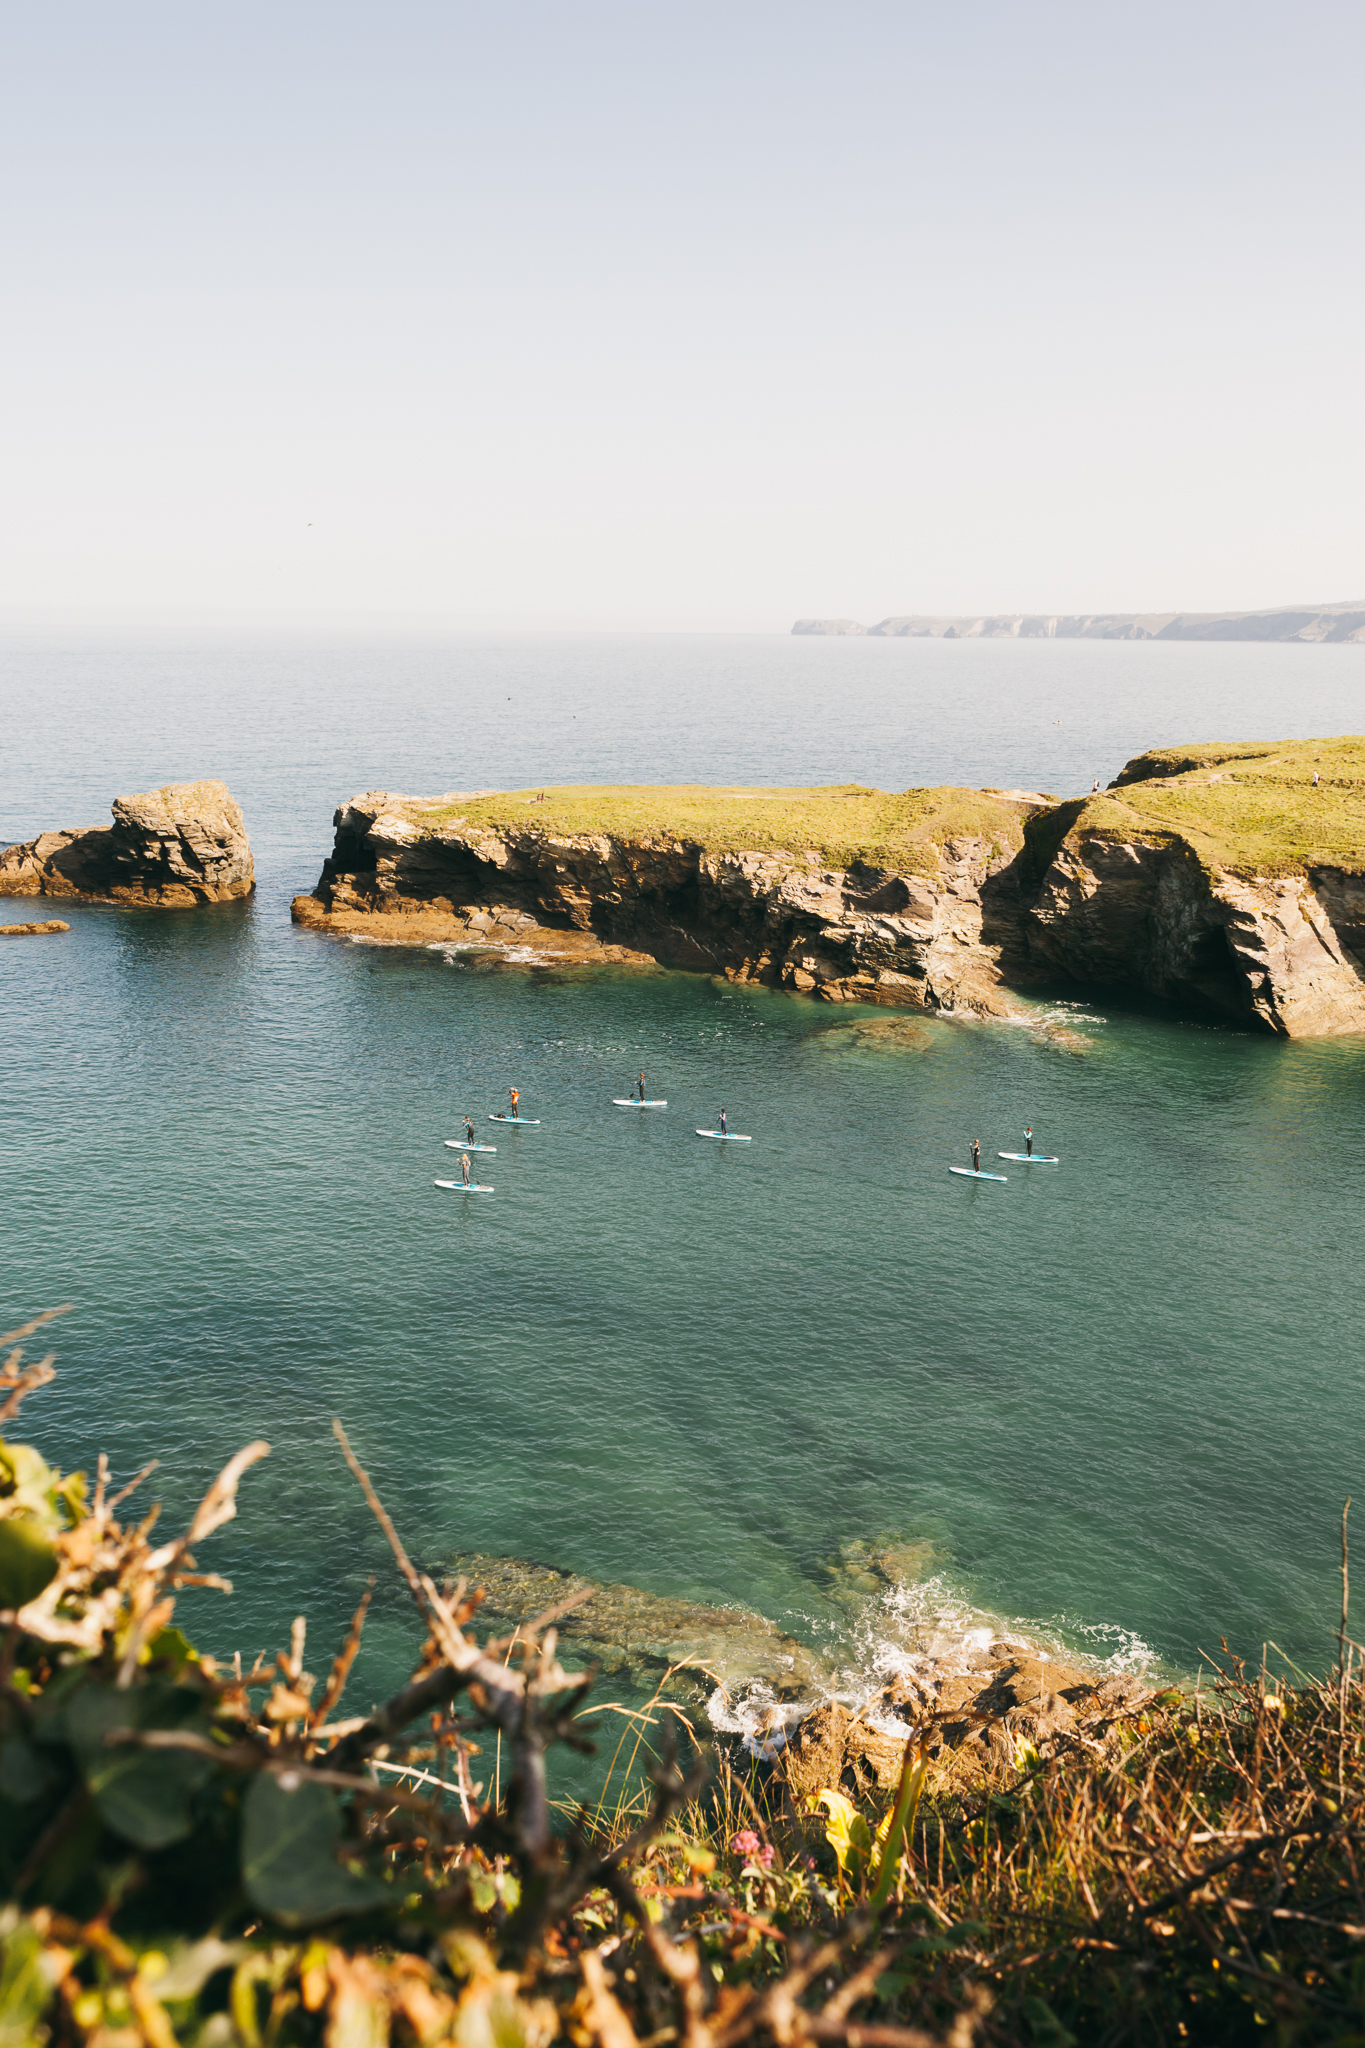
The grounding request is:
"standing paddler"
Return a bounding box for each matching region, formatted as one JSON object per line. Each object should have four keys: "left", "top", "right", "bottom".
{"left": 509, "top": 1087, "right": 521, "bottom": 1120}
{"left": 460, "top": 1151, "right": 471, "bottom": 1187}
{"left": 637, "top": 1071, "right": 647, "bottom": 1103}
{"left": 1024, "top": 1126, "right": 1034, "bottom": 1158}
{"left": 464, "top": 1114, "right": 476, "bottom": 1146}
{"left": 719, "top": 1108, "right": 729, "bottom": 1136}
{"left": 971, "top": 1137, "right": 981, "bottom": 1174}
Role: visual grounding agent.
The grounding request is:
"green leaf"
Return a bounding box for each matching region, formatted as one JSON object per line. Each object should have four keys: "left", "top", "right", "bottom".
{"left": 67, "top": 1680, "right": 213, "bottom": 1849}
{"left": 241, "top": 1773, "right": 386, "bottom": 1926}
{"left": 0, "top": 1517, "right": 58, "bottom": 1610}
{"left": 811, "top": 1789, "right": 872, "bottom": 1878}
{"left": 144, "top": 1625, "right": 199, "bottom": 1675}
{"left": 1023, "top": 1996, "right": 1078, "bottom": 2048}
{"left": 0, "top": 1913, "right": 65, "bottom": 2048}
{"left": 0, "top": 1737, "right": 53, "bottom": 1806}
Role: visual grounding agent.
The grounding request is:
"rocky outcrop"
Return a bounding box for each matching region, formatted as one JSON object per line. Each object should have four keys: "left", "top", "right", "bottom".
{"left": 1023, "top": 839, "right": 1365, "bottom": 1033}
{"left": 292, "top": 790, "right": 1050, "bottom": 1016}
{"left": 295, "top": 740, "right": 1365, "bottom": 1037}
{"left": 781, "top": 1645, "right": 1145, "bottom": 1802}
{"left": 0, "top": 782, "right": 253, "bottom": 908}
{"left": 1, "top": 920, "right": 69, "bottom": 937}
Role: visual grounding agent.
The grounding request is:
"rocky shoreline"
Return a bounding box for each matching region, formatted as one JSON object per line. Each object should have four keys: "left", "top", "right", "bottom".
{"left": 292, "top": 738, "right": 1365, "bottom": 1037}
{"left": 434, "top": 1544, "right": 1146, "bottom": 1802}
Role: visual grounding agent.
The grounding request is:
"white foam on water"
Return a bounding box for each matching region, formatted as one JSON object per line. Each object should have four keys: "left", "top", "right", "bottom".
{"left": 706, "top": 1570, "right": 1160, "bottom": 1758}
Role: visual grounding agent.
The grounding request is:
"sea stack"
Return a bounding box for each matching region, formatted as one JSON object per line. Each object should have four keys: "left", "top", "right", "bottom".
{"left": 0, "top": 780, "right": 254, "bottom": 907}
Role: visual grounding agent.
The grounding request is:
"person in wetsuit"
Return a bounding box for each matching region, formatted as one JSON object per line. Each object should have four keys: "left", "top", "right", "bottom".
{"left": 464, "top": 1115, "right": 476, "bottom": 1146}
{"left": 637, "top": 1072, "right": 647, "bottom": 1102}
{"left": 1024, "top": 1126, "right": 1033, "bottom": 1157}
{"left": 971, "top": 1138, "right": 981, "bottom": 1173}
{"left": 719, "top": 1109, "right": 728, "bottom": 1135}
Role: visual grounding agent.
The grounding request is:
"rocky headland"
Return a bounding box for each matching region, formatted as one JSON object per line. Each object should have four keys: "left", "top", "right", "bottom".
{"left": 292, "top": 737, "right": 1365, "bottom": 1037}
{"left": 0, "top": 779, "right": 254, "bottom": 907}
{"left": 794, "top": 599, "right": 1365, "bottom": 642}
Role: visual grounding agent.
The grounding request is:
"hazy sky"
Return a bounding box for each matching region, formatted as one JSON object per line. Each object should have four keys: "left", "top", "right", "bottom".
{"left": 2, "top": 2, "right": 1361, "bottom": 629}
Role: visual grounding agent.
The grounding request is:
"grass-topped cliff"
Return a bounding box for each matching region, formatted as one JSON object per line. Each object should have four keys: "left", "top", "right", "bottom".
{"left": 403, "top": 783, "right": 1050, "bottom": 877}
{"left": 1056, "top": 734, "right": 1365, "bottom": 879}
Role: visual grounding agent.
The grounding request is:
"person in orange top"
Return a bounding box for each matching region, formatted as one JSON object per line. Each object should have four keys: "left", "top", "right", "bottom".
{"left": 509, "top": 1087, "right": 520, "bottom": 1120}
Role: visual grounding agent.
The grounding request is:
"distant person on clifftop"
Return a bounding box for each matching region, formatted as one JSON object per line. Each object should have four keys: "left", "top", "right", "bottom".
{"left": 1313, "top": 770, "right": 1321, "bottom": 787}
{"left": 971, "top": 1138, "right": 981, "bottom": 1173}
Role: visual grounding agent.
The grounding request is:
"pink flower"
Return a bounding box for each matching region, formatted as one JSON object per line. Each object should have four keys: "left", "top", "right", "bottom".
{"left": 731, "top": 1830, "right": 774, "bottom": 1868}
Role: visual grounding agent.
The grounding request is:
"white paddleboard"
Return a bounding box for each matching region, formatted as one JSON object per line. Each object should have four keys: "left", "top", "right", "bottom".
{"left": 950, "top": 1166, "right": 1007, "bottom": 1182}
{"left": 612, "top": 1098, "right": 668, "bottom": 1107}
{"left": 434, "top": 1179, "right": 494, "bottom": 1192}
{"left": 998, "top": 1152, "right": 1058, "bottom": 1164}
{"left": 489, "top": 1114, "right": 541, "bottom": 1124}
{"left": 696, "top": 1129, "right": 752, "bottom": 1141}
{"left": 446, "top": 1140, "right": 497, "bottom": 1152}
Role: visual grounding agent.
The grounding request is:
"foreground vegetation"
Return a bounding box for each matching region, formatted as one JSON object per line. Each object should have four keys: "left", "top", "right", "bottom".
{"left": 404, "top": 785, "right": 1044, "bottom": 876}
{"left": 5, "top": 1311, "right": 1365, "bottom": 2046}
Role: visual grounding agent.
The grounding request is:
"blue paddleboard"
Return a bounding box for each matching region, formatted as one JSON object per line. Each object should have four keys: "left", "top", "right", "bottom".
{"left": 949, "top": 1166, "right": 1007, "bottom": 1182}
{"left": 434, "top": 1179, "right": 494, "bottom": 1193}
{"left": 446, "top": 1140, "right": 497, "bottom": 1151}
{"left": 998, "top": 1152, "right": 1058, "bottom": 1164}
{"left": 696, "top": 1129, "right": 752, "bottom": 1141}
{"left": 613, "top": 1098, "right": 668, "bottom": 1107}
{"left": 489, "top": 1114, "right": 540, "bottom": 1124}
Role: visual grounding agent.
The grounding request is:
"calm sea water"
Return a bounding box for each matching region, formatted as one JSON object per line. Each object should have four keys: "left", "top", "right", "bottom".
{"left": 4, "top": 629, "right": 1365, "bottom": 1736}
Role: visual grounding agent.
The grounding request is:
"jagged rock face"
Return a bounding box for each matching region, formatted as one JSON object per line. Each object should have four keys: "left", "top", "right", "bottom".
{"left": 1025, "top": 837, "right": 1365, "bottom": 1036}
{"left": 0, "top": 781, "right": 253, "bottom": 907}
{"left": 295, "top": 792, "right": 1040, "bottom": 1016}
{"left": 295, "top": 785, "right": 1365, "bottom": 1037}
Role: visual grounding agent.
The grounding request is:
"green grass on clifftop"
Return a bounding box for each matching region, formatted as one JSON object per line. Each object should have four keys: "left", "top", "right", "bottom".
{"left": 1072, "top": 734, "right": 1365, "bottom": 878}
{"left": 408, "top": 783, "right": 1047, "bottom": 874}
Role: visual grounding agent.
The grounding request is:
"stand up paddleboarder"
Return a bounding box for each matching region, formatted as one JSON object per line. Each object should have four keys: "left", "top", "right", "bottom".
{"left": 637, "top": 1072, "right": 647, "bottom": 1102}
{"left": 509, "top": 1087, "right": 520, "bottom": 1120}
{"left": 463, "top": 1114, "right": 476, "bottom": 1146}
{"left": 719, "top": 1109, "right": 729, "bottom": 1136}
{"left": 971, "top": 1138, "right": 981, "bottom": 1174}
{"left": 460, "top": 1151, "right": 471, "bottom": 1186}
{"left": 1024, "top": 1126, "right": 1034, "bottom": 1157}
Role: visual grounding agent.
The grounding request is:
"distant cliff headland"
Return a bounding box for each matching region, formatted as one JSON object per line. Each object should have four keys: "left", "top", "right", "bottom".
{"left": 793, "top": 600, "right": 1365, "bottom": 642}
{"left": 293, "top": 736, "right": 1365, "bottom": 1039}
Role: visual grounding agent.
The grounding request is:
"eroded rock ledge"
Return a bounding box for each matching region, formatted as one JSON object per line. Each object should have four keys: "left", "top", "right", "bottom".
{"left": 292, "top": 786, "right": 1049, "bottom": 1018}
{"left": 0, "top": 781, "right": 253, "bottom": 908}
{"left": 292, "top": 739, "right": 1365, "bottom": 1036}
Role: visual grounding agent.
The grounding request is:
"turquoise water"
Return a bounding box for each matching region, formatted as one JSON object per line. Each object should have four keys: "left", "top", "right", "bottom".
{"left": 5, "top": 629, "right": 1365, "bottom": 1724}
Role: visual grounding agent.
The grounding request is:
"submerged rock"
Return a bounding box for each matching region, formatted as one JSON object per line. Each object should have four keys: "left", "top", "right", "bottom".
{"left": 441, "top": 1550, "right": 825, "bottom": 1693}
{"left": 0, "top": 781, "right": 253, "bottom": 908}
{"left": 1, "top": 919, "right": 69, "bottom": 936}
